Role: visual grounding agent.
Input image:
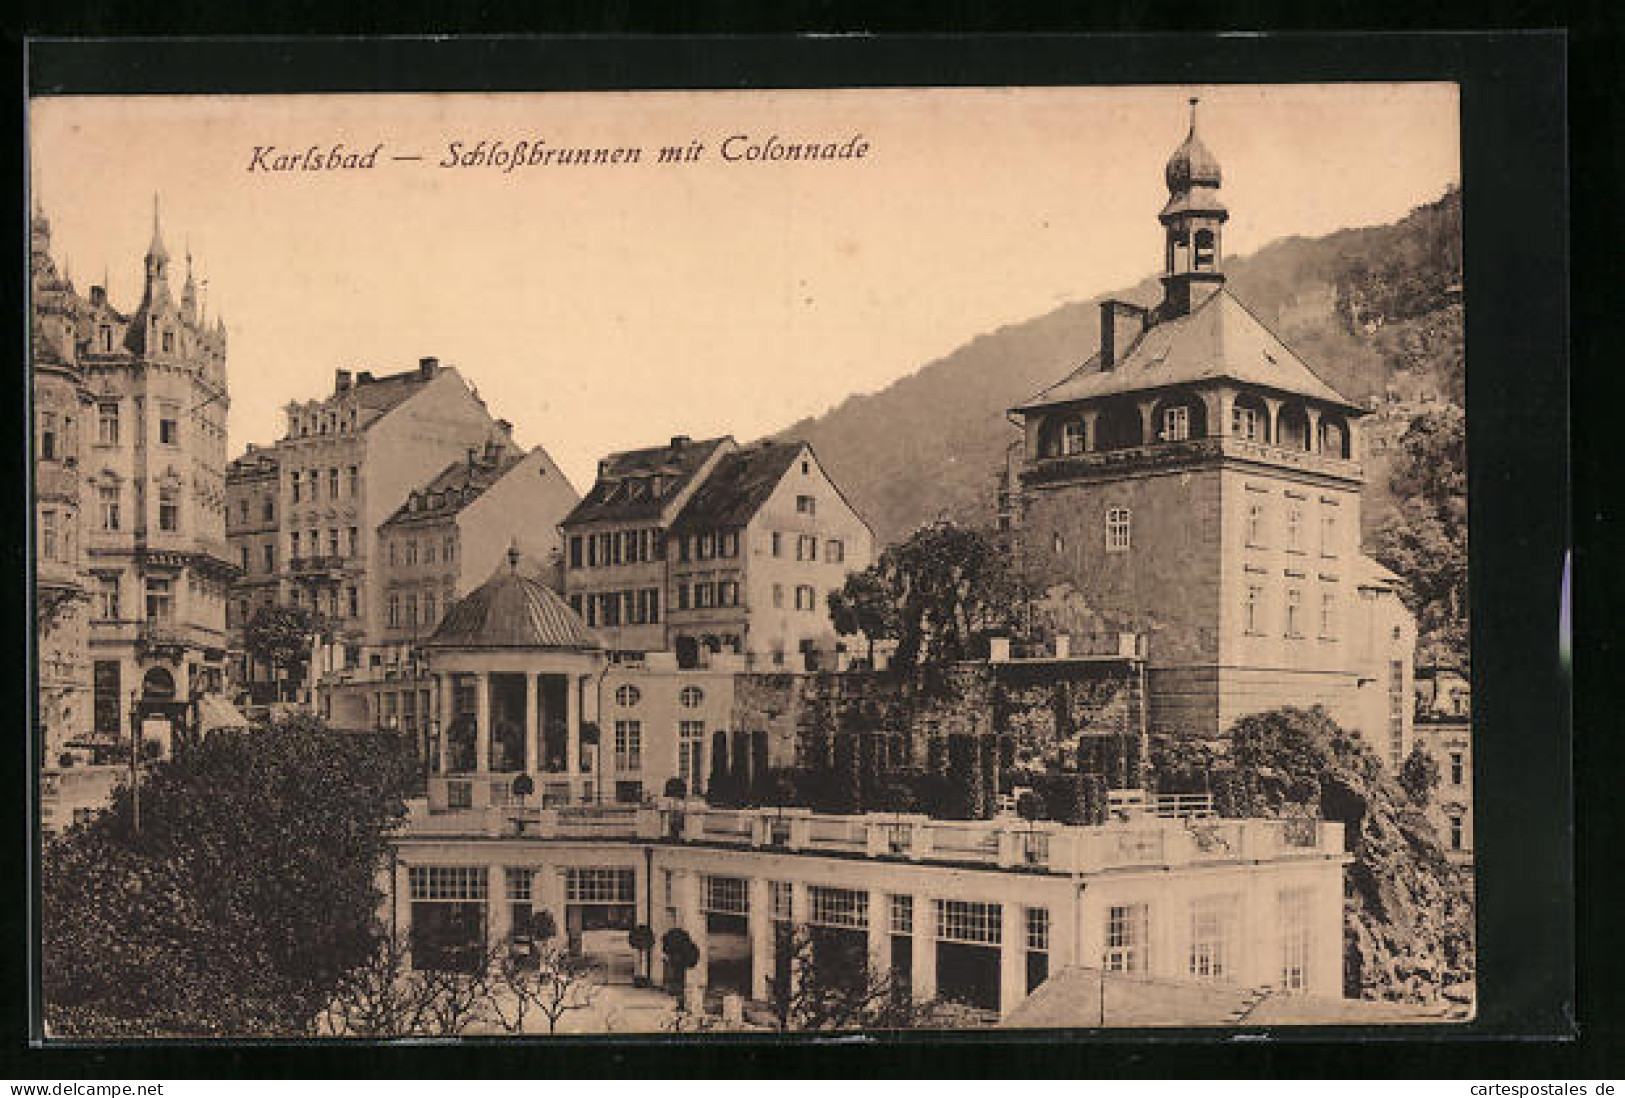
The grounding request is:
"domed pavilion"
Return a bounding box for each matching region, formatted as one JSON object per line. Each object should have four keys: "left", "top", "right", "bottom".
{"left": 422, "top": 545, "right": 605, "bottom": 809}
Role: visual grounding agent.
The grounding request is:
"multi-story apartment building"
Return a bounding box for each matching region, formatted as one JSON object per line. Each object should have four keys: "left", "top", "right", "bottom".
{"left": 329, "top": 439, "right": 579, "bottom": 734}
{"left": 224, "top": 444, "right": 282, "bottom": 698}
{"left": 225, "top": 361, "right": 513, "bottom": 703}
{"left": 664, "top": 441, "right": 874, "bottom": 671}
{"left": 1008, "top": 102, "right": 1415, "bottom": 748}
{"left": 31, "top": 202, "right": 95, "bottom": 760}
{"left": 561, "top": 435, "right": 734, "bottom": 656}
{"left": 31, "top": 199, "right": 239, "bottom": 754}
{"left": 1414, "top": 664, "right": 1473, "bottom": 864}
{"left": 562, "top": 437, "right": 873, "bottom": 669}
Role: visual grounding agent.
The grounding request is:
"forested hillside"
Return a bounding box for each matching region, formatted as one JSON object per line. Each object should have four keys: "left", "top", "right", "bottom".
{"left": 775, "top": 187, "right": 1466, "bottom": 663}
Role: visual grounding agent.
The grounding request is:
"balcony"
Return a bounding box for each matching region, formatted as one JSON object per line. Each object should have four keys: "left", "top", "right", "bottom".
{"left": 1023, "top": 435, "right": 1362, "bottom": 487}
{"left": 404, "top": 781, "right": 1347, "bottom": 874}
{"left": 288, "top": 555, "right": 351, "bottom": 577}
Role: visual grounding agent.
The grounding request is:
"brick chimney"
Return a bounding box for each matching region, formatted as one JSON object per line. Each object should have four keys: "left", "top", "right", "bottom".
{"left": 670, "top": 434, "right": 691, "bottom": 450}
{"left": 1099, "top": 300, "right": 1149, "bottom": 371}
{"left": 334, "top": 368, "right": 353, "bottom": 393}
{"left": 419, "top": 356, "right": 439, "bottom": 377}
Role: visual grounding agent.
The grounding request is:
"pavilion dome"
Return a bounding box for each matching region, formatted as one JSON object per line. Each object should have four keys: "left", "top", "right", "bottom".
{"left": 425, "top": 548, "right": 602, "bottom": 650}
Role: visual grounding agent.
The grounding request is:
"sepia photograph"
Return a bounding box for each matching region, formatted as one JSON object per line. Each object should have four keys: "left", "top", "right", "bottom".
{"left": 28, "top": 79, "right": 1476, "bottom": 1038}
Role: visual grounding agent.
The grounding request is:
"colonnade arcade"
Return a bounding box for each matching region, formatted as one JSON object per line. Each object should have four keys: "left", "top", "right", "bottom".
{"left": 1034, "top": 384, "right": 1358, "bottom": 462}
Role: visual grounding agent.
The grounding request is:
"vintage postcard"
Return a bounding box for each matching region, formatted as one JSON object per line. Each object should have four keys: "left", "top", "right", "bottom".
{"left": 29, "top": 81, "right": 1475, "bottom": 1038}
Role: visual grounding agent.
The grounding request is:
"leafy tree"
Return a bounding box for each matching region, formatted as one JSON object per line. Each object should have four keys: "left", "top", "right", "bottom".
{"left": 1399, "top": 746, "right": 1442, "bottom": 807}
{"left": 831, "top": 521, "right": 1018, "bottom": 672}
{"left": 41, "top": 712, "right": 417, "bottom": 1036}
{"left": 767, "top": 923, "right": 966, "bottom": 1031}
{"left": 1373, "top": 407, "right": 1468, "bottom": 667}
{"left": 243, "top": 604, "right": 329, "bottom": 701}
{"left": 827, "top": 569, "right": 900, "bottom": 664}
{"left": 661, "top": 927, "right": 700, "bottom": 995}
{"left": 1152, "top": 706, "right": 1475, "bottom": 1002}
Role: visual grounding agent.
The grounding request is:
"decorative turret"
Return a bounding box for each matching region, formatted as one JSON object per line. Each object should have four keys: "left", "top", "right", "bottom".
{"left": 1159, "top": 98, "right": 1229, "bottom": 319}
{"left": 181, "top": 244, "right": 199, "bottom": 326}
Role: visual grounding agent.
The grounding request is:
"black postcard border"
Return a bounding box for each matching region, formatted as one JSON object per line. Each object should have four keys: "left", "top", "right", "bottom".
{"left": 8, "top": 31, "right": 1588, "bottom": 1078}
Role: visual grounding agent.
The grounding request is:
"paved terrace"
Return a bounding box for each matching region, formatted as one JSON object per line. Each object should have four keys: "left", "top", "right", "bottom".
{"left": 401, "top": 785, "right": 1346, "bottom": 876}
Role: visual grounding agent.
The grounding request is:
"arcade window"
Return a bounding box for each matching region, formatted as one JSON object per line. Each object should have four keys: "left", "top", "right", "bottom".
{"left": 1231, "top": 405, "right": 1261, "bottom": 442}
{"left": 935, "top": 900, "right": 1001, "bottom": 944}
{"left": 1188, "top": 895, "right": 1236, "bottom": 981}
{"left": 410, "top": 866, "right": 488, "bottom": 902}
{"left": 1278, "top": 888, "right": 1312, "bottom": 993}
{"left": 809, "top": 886, "right": 868, "bottom": 929}
{"left": 1104, "top": 903, "right": 1148, "bottom": 973}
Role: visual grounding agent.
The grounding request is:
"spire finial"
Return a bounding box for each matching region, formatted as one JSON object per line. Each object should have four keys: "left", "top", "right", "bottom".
{"left": 147, "top": 192, "right": 169, "bottom": 262}
{"left": 1189, "top": 96, "right": 1200, "bottom": 131}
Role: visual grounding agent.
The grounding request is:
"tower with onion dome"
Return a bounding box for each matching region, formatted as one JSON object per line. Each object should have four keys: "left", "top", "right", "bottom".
{"left": 1007, "top": 99, "right": 1417, "bottom": 758}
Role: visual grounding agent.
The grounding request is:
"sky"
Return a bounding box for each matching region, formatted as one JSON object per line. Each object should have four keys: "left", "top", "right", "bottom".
{"left": 30, "top": 84, "right": 1459, "bottom": 492}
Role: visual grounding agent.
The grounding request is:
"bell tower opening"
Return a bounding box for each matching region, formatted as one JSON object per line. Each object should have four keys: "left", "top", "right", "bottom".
{"left": 1158, "top": 97, "right": 1229, "bottom": 318}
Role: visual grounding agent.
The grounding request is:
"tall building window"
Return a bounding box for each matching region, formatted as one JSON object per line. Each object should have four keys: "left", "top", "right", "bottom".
{"left": 347, "top": 586, "right": 359, "bottom": 619}
{"left": 263, "top": 497, "right": 275, "bottom": 523}
{"left": 1188, "top": 895, "right": 1236, "bottom": 981}
{"left": 718, "top": 581, "right": 739, "bottom": 607}
{"left": 405, "top": 593, "right": 418, "bottom": 627}
{"left": 96, "top": 574, "right": 120, "bottom": 619}
{"left": 679, "top": 720, "right": 705, "bottom": 793}
{"left": 157, "top": 486, "right": 180, "bottom": 533}
{"left": 40, "top": 509, "right": 58, "bottom": 560}
{"left": 1279, "top": 888, "right": 1312, "bottom": 993}
{"left": 1450, "top": 751, "right": 1464, "bottom": 786}
{"left": 444, "top": 535, "right": 456, "bottom": 562}
{"left": 1246, "top": 497, "right": 1267, "bottom": 546}
{"left": 1106, "top": 507, "right": 1132, "bottom": 552}
{"left": 772, "top": 584, "right": 785, "bottom": 609}
{"left": 325, "top": 468, "right": 338, "bottom": 498}
{"left": 405, "top": 539, "right": 418, "bottom": 566}
{"left": 98, "top": 485, "right": 121, "bottom": 532}
{"left": 158, "top": 403, "right": 180, "bottom": 445}
{"left": 795, "top": 585, "right": 816, "bottom": 611}
{"left": 1104, "top": 903, "right": 1148, "bottom": 973}
{"left": 239, "top": 545, "right": 251, "bottom": 572}
{"left": 614, "top": 720, "right": 642, "bottom": 771}
{"left": 1231, "top": 405, "right": 1261, "bottom": 441}
{"left": 145, "top": 576, "right": 173, "bottom": 623}
{"left": 827, "top": 539, "right": 845, "bottom": 563}
{"left": 771, "top": 532, "right": 783, "bottom": 558}
{"left": 1318, "top": 590, "right": 1337, "bottom": 638}
{"left": 1284, "top": 587, "right": 1304, "bottom": 638}
{"left": 237, "top": 499, "right": 249, "bottom": 525}
{"left": 1320, "top": 504, "right": 1338, "bottom": 557}
{"left": 290, "top": 472, "right": 301, "bottom": 504}
{"left": 347, "top": 527, "right": 358, "bottom": 556}
{"left": 264, "top": 544, "right": 276, "bottom": 572}
{"left": 39, "top": 411, "right": 58, "bottom": 461}
{"left": 387, "top": 593, "right": 400, "bottom": 628}
{"left": 1388, "top": 660, "right": 1406, "bottom": 769}
{"left": 1286, "top": 502, "right": 1304, "bottom": 551}
{"left": 1162, "top": 405, "right": 1189, "bottom": 442}
{"left": 1448, "top": 812, "right": 1465, "bottom": 851}
{"left": 1026, "top": 907, "right": 1051, "bottom": 993}
{"left": 97, "top": 402, "right": 119, "bottom": 446}
{"left": 569, "top": 536, "right": 583, "bottom": 570}
{"left": 797, "top": 535, "right": 818, "bottom": 561}
{"left": 348, "top": 465, "right": 359, "bottom": 496}
{"left": 1244, "top": 584, "right": 1264, "bottom": 635}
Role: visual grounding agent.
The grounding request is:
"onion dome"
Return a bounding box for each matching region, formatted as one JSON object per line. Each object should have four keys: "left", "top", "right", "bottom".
{"left": 1164, "top": 97, "right": 1222, "bottom": 193}
{"left": 425, "top": 545, "right": 602, "bottom": 650}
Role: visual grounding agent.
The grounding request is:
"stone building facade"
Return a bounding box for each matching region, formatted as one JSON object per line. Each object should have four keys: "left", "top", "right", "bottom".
{"left": 31, "top": 198, "right": 238, "bottom": 756}
{"left": 562, "top": 437, "right": 873, "bottom": 669}
{"left": 326, "top": 440, "right": 580, "bottom": 733}
{"left": 1414, "top": 665, "right": 1473, "bottom": 864}
{"left": 1008, "top": 102, "right": 1416, "bottom": 750}
{"left": 224, "top": 361, "right": 514, "bottom": 705}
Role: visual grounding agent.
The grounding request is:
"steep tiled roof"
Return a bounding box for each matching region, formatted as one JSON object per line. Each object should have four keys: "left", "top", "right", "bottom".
{"left": 669, "top": 442, "right": 804, "bottom": 534}
{"left": 564, "top": 436, "right": 731, "bottom": 526}
{"left": 353, "top": 369, "right": 439, "bottom": 415}
{"left": 382, "top": 448, "right": 524, "bottom": 528}
{"left": 426, "top": 556, "right": 602, "bottom": 651}
{"left": 1013, "top": 288, "right": 1361, "bottom": 414}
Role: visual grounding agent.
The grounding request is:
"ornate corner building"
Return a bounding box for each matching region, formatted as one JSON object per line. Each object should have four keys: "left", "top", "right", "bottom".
{"left": 31, "top": 198, "right": 236, "bottom": 760}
